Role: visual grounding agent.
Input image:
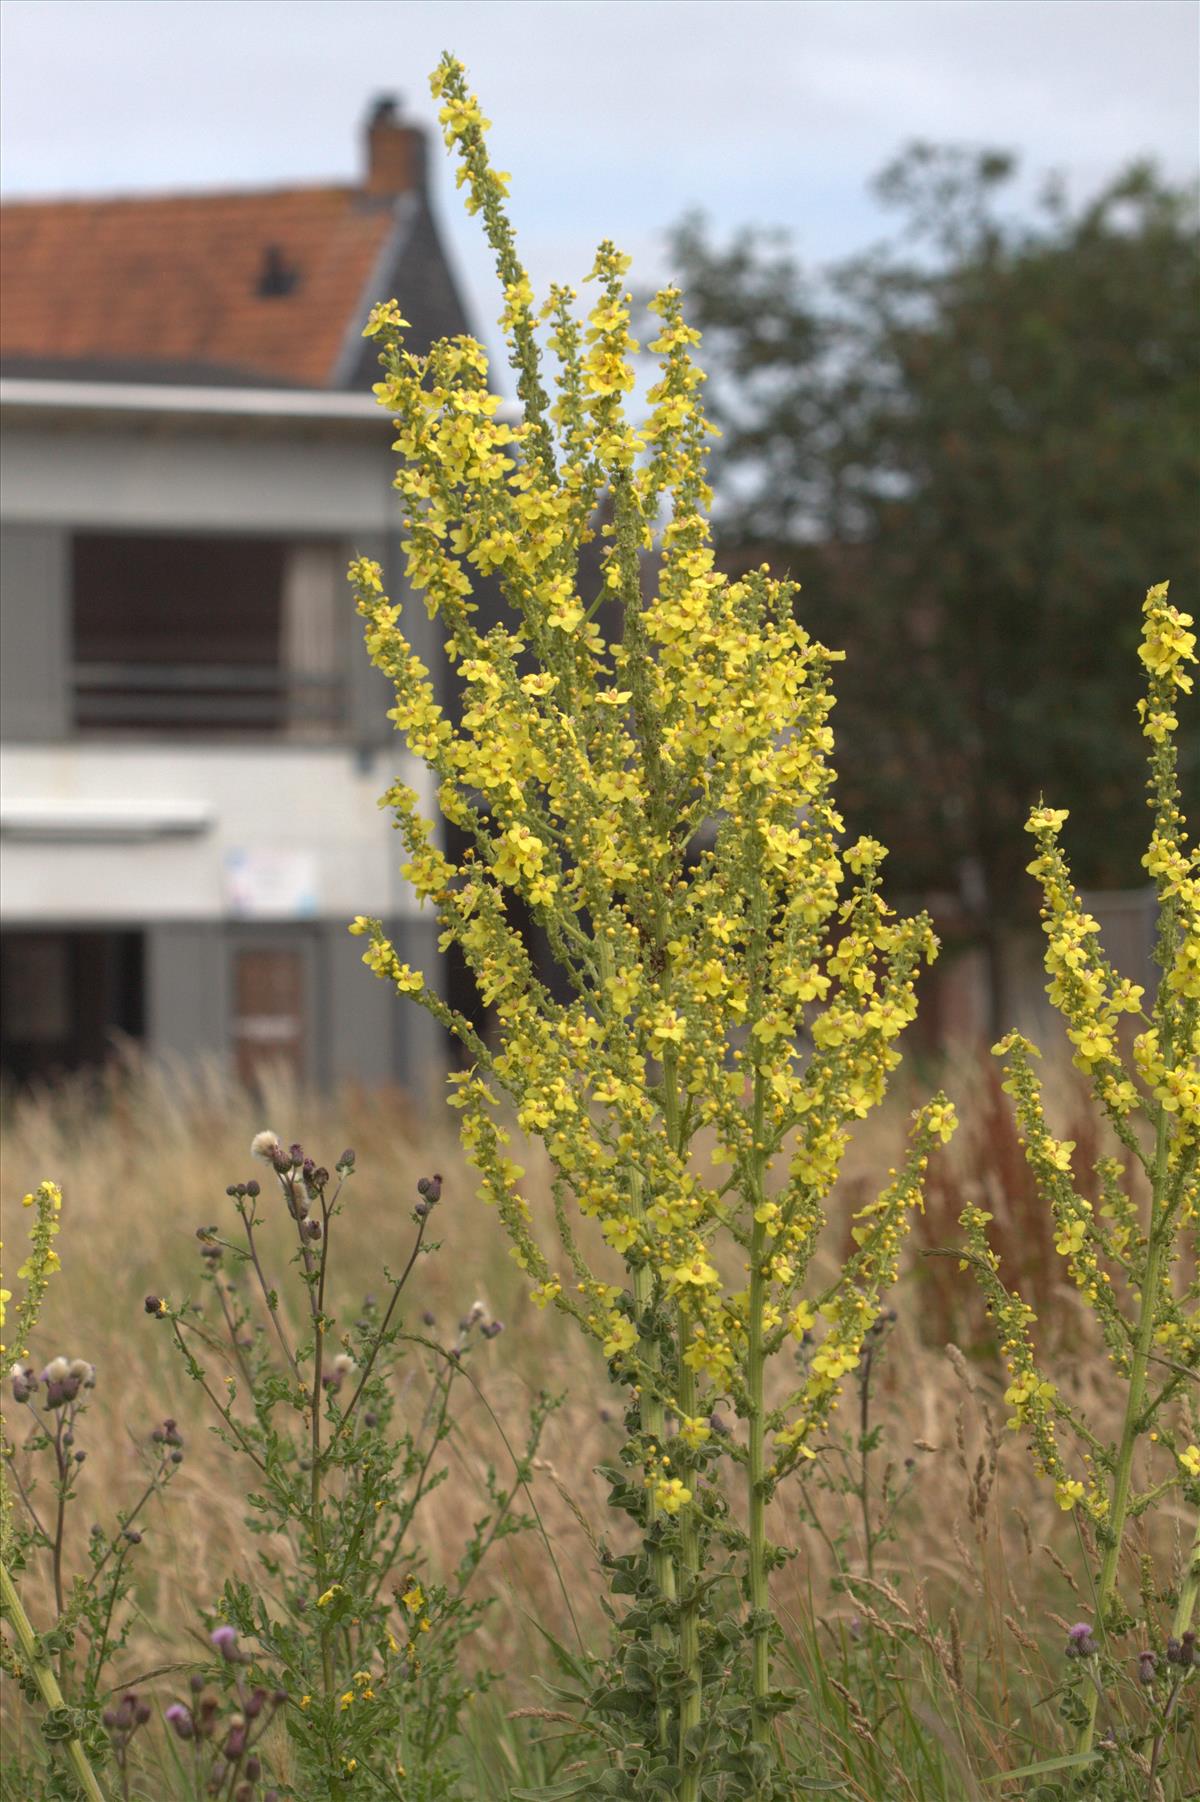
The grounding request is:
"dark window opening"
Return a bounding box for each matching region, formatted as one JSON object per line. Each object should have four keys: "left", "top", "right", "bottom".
{"left": 71, "top": 533, "right": 344, "bottom": 737}
{"left": 257, "top": 244, "right": 302, "bottom": 297}
{"left": 0, "top": 930, "right": 144, "bottom": 1087}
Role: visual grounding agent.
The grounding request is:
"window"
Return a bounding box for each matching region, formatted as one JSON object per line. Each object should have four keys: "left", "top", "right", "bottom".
{"left": 71, "top": 533, "right": 344, "bottom": 737}
{"left": 0, "top": 930, "right": 144, "bottom": 1086}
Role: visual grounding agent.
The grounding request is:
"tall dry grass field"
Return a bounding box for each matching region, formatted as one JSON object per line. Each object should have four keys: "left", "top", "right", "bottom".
{"left": 5, "top": 1039, "right": 1191, "bottom": 1794}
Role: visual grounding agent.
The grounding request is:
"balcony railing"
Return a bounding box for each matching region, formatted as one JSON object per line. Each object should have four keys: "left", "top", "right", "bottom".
{"left": 72, "top": 661, "right": 345, "bottom": 733}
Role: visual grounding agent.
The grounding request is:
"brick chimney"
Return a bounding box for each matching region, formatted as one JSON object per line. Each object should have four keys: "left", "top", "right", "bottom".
{"left": 364, "top": 94, "right": 426, "bottom": 198}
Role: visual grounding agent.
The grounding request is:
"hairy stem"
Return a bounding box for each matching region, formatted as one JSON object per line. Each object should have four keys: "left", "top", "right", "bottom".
{"left": 0, "top": 1557, "right": 109, "bottom": 1802}
{"left": 1077, "top": 1105, "right": 1171, "bottom": 1757}
{"left": 676, "top": 1307, "right": 702, "bottom": 1802}
{"left": 746, "top": 1071, "right": 771, "bottom": 1749}
{"left": 748, "top": 1211, "right": 770, "bottom": 1744}
{"left": 237, "top": 1201, "right": 299, "bottom": 1380}
{"left": 859, "top": 1343, "right": 875, "bottom": 1580}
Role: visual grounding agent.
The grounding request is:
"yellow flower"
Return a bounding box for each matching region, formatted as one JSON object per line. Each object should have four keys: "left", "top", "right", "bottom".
{"left": 1055, "top": 1477, "right": 1085, "bottom": 1511}
{"left": 602, "top": 1312, "right": 638, "bottom": 1358}
{"left": 670, "top": 1255, "right": 720, "bottom": 1290}
{"left": 787, "top": 1301, "right": 815, "bottom": 1339}
{"left": 652, "top": 1475, "right": 692, "bottom": 1514}
{"left": 1180, "top": 1445, "right": 1200, "bottom": 1478}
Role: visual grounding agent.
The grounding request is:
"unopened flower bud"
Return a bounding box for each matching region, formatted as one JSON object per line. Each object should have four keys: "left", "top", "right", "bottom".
{"left": 416, "top": 1173, "right": 442, "bottom": 1203}
{"left": 11, "top": 1363, "right": 37, "bottom": 1403}
{"left": 165, "top": 1703, "right": 194, "bottom": 1740}
{"left": 1066, "top": 1622, "right": 1097, "bottom": 1658}
{"left": 144, "top": 1295, "right": 166, "bottom": 1317}
{"left": 1137, "top": 1650, "right": 1157, "bottom": 1684}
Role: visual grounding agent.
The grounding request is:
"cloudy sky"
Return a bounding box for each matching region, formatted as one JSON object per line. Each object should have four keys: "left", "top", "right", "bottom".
{"left": 2, "top": 0, "right": 1196, "bottom": 359}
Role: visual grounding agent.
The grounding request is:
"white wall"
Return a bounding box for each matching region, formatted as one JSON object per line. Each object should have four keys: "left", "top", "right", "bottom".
{"left": 0, "top": 419, "right": 400, "bottom": 536}
{"left": 0, "top": 742, "right": 431, "bottom": 924}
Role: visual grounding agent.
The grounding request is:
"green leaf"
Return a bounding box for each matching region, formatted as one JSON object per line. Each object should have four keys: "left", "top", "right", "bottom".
{"left": 985, "top": 1750, "right": 1101, "bottom": 1782}
{"left": 510, "top": 1780, "right": 597, "bottom": 1801}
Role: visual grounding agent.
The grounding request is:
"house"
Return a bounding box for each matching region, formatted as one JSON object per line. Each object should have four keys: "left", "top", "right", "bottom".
{"left": 0, "top": 98, "right": 467, "bottom": 1093}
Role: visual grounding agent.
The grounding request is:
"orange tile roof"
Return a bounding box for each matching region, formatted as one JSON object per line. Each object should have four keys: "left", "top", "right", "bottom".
{"left": 0, "top": 184, "right": 398, "bottom": 389}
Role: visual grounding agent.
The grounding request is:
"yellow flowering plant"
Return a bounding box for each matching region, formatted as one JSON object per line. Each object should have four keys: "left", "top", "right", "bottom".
{"left": 351, "top": 54, "right": 954, "bottom": 1799}
{"left": 959, "top": 583, "right": 1198, "bottom": 1785}
{"left": 1, "top": 1183, "right": 108, "bottom": 1802}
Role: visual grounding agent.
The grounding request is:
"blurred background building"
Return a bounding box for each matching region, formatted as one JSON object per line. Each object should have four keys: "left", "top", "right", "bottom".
{"left": 0, "top": 99, "right": 462, "bottom": 1091}
{"left": 2, "top": 9, "right": 1192, "bottom": 1094}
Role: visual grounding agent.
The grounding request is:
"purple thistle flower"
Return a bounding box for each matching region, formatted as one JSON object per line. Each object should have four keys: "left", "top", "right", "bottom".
{"left": 209, "top": 1624, "right": 239, "bottom": 1661}
{"left": 1066, "top": 1621, "right": 1098, "bottom": 1658}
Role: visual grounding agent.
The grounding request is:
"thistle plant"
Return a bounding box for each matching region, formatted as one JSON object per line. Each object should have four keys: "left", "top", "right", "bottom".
{"left": 349, "top": 53, "right": 955, "bottom": 1798}
{"left": 958, "top": 583, "right": 1198, "bottom": 1795}
{"left": 2, "top": 1181, "right": 182, "bottom": 1802}
{"left": 152, "top": 1137, "right": 553, "bottom": 1801}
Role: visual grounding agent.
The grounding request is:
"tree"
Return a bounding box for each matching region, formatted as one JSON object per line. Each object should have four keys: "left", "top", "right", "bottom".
{"left": 668, "top": 150, "right": 1200, "bottom": 1030}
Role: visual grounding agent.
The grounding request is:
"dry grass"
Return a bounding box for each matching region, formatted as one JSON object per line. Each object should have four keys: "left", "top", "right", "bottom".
{"left": 1, "top": 1044, "right": 1192, "bottom": 1741}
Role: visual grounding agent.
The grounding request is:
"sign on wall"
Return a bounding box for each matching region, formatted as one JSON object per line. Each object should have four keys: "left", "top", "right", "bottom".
{"left": 224, "top": 848, "right": 318, "bottom": 919}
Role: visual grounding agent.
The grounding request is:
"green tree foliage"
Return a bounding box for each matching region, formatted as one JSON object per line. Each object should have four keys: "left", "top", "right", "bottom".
{"left": 668, "top": 149, "right": 1199, "bottom": 1023}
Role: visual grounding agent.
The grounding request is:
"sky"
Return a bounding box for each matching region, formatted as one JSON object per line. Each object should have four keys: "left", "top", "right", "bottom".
{"left": 2, "top": 0, "right": 1197, "bottom": 363}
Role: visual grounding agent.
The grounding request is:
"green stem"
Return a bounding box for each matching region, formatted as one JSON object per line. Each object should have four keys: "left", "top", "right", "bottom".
{"left": 290, "top": 1173, "right": 335, "bottom": 1708}
{"left": 631, "top": 1233, "right": 676, "bottom": 1753}
{"left": 0, "top": 1556, "right": 108, "bottom": 1802}
{"left": 859, "top": 1344, "right": 875, "bottom": 1580}
{"left": 1076, "top": 1105, "right": 1170, "bottom": 1757}
{"left": 676, "top": 1307, "right": 702, "bottom": 1802}
{"left": 598, "top": 930, "right": 678, "bottom": 1752}
{"left": 310, "top": 1251, "right": 333, "bottom": 1705}
{"left": 1171, "top": 1508, "right": 1200, "bottom": 1641}
{"left": 748, "top": 1214, "right": 770, "bottom": 1744}
{"left": 746, "top": 1074, "right": 771, "bottom": 1751}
